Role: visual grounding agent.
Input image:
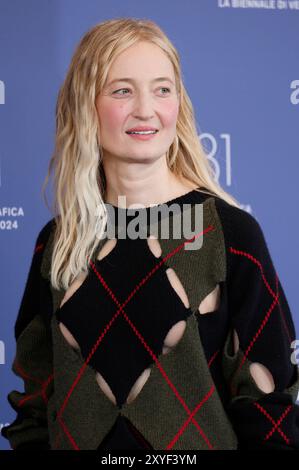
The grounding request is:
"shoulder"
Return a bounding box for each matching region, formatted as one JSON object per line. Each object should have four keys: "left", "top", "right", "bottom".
{"left": 211, "top": 196, "right": 277, "bottom": 284}
{"left": 212, "top": 195, "right": 268, "bottom": 253}
{"left": 188, "top": 189, "right": 268, "bottom": 256}
{"left": 33, "top": 218, "right": 59, "bottom": 282}
{"left": 32, "top": 218, "right": 58, "bottom": 279}
{"left": 35, "top": 217, "right": 57, "bottom": 245}
{"left": 190, "top": 190, "right": 270, "bottom": 258}
{"left": 13, "top": 217, "right": 58, "bottom": 340}
{"left": 32, "top": 217, "right": 59, "bottom": 261}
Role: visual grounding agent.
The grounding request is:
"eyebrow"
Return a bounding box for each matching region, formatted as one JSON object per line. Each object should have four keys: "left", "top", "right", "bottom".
{"left": 107, "top": 77, "right": 175, "bottom": 87}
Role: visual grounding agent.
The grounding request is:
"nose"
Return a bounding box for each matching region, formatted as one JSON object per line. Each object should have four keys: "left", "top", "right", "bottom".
{"left": 132, "top": 91, "right": 155, "bottom": 120}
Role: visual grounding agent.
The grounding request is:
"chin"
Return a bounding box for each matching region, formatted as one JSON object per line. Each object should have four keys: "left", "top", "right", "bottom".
{"left": 121, "top": 149, "right": 163, "bottom": 161}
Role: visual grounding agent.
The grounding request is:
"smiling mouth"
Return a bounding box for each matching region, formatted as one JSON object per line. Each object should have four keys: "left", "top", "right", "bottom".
{"left": 125, "top": 130, "right": 159, "bottom": 135}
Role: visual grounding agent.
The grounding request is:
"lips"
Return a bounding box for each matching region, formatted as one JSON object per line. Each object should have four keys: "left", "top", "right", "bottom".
{"left": 126, "top": 126, "right": 159, "bottom": 133}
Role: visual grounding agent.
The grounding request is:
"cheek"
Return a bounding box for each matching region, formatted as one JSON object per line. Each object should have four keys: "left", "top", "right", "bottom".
{"left": 159, "top": 101, "right": 179, "bottom": 128}
{"left": 98, "top": 103, "right": 127, "bottom": 131}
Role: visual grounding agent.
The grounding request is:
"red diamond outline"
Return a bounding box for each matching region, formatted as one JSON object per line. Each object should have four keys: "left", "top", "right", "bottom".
{"left": 54, "top": 225, "right": 220, "bottom": 450}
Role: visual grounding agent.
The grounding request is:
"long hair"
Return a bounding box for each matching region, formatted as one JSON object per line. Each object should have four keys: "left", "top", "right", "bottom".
{"left": 42, "top": 17, "right": 241, "bottom": 291}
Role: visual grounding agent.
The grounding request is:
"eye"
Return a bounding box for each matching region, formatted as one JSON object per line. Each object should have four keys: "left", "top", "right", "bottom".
{"left": 159, "top": 87, "right": 171, "bottom": 95}
{"left": 112, "top": 88, "right": 130, "bottom": 95}
{"left": 112, "top": 87, "right": 171, "bottom": 96}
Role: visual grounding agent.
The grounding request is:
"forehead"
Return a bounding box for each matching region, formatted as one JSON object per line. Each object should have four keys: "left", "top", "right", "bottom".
{"left": 106, "top": 41, "right": 175, "bottom": 82}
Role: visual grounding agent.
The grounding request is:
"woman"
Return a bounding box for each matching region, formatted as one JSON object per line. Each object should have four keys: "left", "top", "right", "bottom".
{"left": 2, "top": 18, "right": 299, "bottom": 450}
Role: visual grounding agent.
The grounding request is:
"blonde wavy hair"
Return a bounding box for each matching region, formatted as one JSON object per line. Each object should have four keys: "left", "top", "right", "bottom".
{"left": 42, "top": 17, "right": 241, "bottom": 291}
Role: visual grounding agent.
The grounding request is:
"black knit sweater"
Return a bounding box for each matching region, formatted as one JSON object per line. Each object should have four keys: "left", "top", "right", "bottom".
{"left": 2, "top": 188, "right": 299, "bottom": 450}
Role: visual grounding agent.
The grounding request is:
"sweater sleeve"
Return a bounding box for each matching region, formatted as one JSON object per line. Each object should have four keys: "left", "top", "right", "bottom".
{"left": 216, "top": 198, "right": 299, "bottom": 450}
{"left": 1, "top": 219, "right": 55, "bottom": 450}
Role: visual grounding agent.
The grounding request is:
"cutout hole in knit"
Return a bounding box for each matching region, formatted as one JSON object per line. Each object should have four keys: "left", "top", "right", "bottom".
{"left": 231, "top": 329, "right": 275, "bottom": 394}
{"left": 59, "top": 271, "right": 88, "bottom": 310}
{"left": 165, "top": 267, "right": 190, "bottom": 309}
{"left": 97, "top": 238, "right": 117, "bottom": 261}
{"left": 57, "top": 238, "right": 118, "bottom": 311}
{"left": 233, "top": 329, "right": 240, "bottom": 354}
{"left": 198, "top": 283, "right": 221, "bottom": 315}
{"left": 147, "top": 235, "right": 162, "bottom": 258}
{"left": 249, "top": 362, "right": 275, "bottom": 394}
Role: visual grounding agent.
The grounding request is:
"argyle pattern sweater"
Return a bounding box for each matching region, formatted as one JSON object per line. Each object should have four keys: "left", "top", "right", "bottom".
{"left": 2, "top": 189, "right": 299, "bottom": 450}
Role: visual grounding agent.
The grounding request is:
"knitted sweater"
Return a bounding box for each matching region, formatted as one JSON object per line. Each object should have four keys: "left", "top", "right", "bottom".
{"left": 2, "top": 188, "right": 299, "bottom": 450}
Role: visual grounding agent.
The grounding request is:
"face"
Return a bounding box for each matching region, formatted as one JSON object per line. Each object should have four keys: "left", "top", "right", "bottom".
{"left": 95, "top": 41, "right": 180, "bottom": 164}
